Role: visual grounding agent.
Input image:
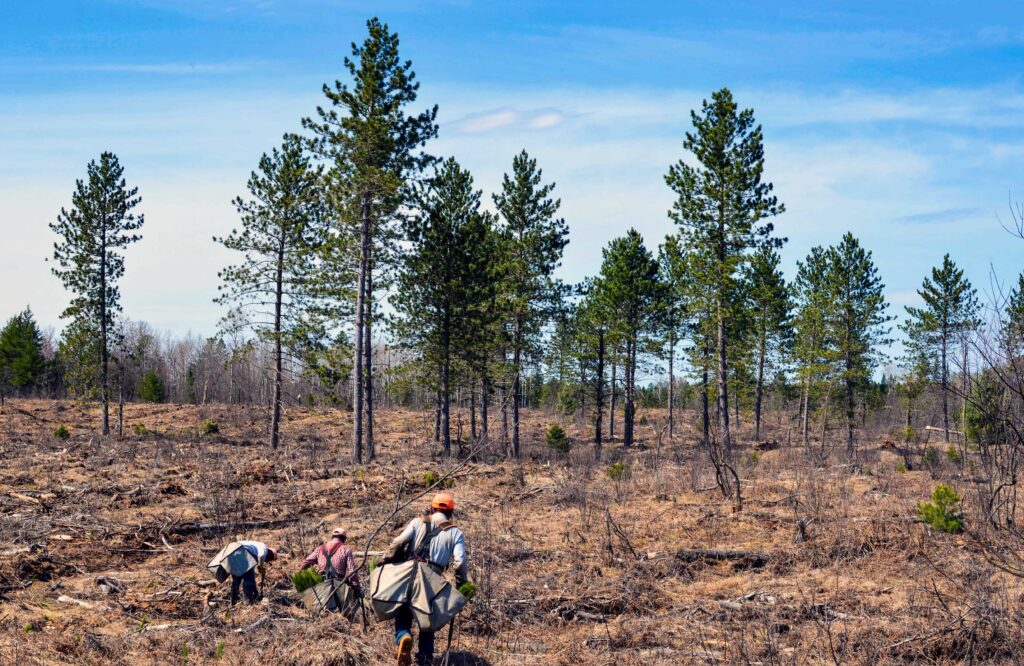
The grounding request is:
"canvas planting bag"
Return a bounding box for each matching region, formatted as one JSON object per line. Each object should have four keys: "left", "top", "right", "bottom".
{"left": 207, "top": 542, "right": 258, "bottom": 583}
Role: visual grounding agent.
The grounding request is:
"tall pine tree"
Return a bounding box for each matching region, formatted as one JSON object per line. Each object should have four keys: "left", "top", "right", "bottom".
{"left": 215, "top": 135, "right": 329, "bottom": 449}
{"left": 591, "top": 229, "right": 662, "bottom": 448}
{"left": 793, "top": 246, "right": 833, "bottom": 448}
{"left": 665, "top": 88, "right": 784, "bottom": 454}
{"left": 390, "top": 158, "right": 497, "bottom": 456}
{"left": 493, "top": 150, "right": 569, "bottom": 458}
{"left": 825, "top": 233, "right": 892, "bottom": 455}
{"left": 657, "top": 236, "right": 688, "bottom": 440}
{"left": 901, "top": 254, "right": 979, "bottom": 442}
{"left": 50, "top": 152, "right": 143, "bottom": 435}
{"left": 304, "top": 17, "right": 438, "bottom": 463}
{"left": 744, "top": 246, "right": 792, "bottom": 440}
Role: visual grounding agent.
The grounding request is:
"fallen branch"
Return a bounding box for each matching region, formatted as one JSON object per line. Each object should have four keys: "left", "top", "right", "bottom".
{"left": 58, "top": 594, "right": 106, "bottom": 610}
{"left": 675, "top": 548, "right": 770, "bottom": 569}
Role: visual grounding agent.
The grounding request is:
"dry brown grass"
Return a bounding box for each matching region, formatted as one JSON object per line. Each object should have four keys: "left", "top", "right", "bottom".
{"left": 0, "top": 398, "right": 1020, "bottom": 665}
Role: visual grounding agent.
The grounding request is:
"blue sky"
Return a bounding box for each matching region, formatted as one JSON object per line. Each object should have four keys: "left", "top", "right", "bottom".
{"left": 2, "top": 1, "right": 1024, "bottom": 362}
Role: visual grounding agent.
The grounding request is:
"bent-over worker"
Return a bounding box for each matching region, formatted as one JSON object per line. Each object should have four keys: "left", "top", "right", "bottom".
{"left": 232, "top": 540, "right": 277, "bottom": 605}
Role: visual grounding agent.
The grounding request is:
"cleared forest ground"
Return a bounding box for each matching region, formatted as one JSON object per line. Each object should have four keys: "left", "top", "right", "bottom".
{"left": 0, "top": 399, "right": 1018, "bottom": 665}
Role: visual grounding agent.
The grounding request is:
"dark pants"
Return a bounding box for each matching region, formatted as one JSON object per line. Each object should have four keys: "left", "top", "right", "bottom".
{"left": 230, "top": 570, "right": 258, "bottom": 605}
{"left": 395, "top": 606, "right": 435, "bottom": 666}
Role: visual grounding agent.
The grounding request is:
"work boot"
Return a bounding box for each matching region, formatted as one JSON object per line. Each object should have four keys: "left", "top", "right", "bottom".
{"left": 396, "top": 632, "right": 413, "bottom": 666}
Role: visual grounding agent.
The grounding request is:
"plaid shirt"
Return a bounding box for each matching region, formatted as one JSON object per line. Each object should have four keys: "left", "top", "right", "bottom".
{"left": 302, "top": 538, "right": 359, "bottom": 586}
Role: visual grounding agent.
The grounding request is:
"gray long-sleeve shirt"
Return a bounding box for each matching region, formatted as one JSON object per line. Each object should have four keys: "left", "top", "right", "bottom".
{"left": 391, "top": 511, "right": 467, "bottom": 581}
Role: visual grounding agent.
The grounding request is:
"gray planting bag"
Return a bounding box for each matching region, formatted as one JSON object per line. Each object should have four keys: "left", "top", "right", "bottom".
{"left": 369, "top": 561, "right": 466, "bottom": 632}
{"left": 302, "top": 579, "right": 359, "bottom": 619}
{"left": 207, "top": 542, "right": 258, "bottom": 583}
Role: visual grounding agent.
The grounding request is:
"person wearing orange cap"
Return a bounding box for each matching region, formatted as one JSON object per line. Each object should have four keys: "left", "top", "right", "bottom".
{"left": 233, "top": 540, "right": 277, "bottom": 605}
{"left": 299, "top": 527, "right": 361, "bottom": 593}
{"left": 387, "top": 492, "right": 468, "bottom": 666}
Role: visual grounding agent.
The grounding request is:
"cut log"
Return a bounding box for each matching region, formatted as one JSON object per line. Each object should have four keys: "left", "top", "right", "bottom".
{"left": 674, "top": 548, "right": 770, "bottom": 569}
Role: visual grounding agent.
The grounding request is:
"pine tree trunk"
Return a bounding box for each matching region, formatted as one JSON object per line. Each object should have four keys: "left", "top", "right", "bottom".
{"left": 594, "top": 329, "right": 605, "bottom": 460}
{"left": 716, "top": 300, "right": 731, "bottom": 454}
{"left": 351, "top": 195, "right": 370, "bottom": 463}
{"left": 845, "top": 371, "right": 855, "bottom": 457}
{"left": 512, "top": 316, "right": 522, "bottom": 458}
{"left": 271, "top": 234, "right": 285, "bottom": 450}
{"left": 481, "top": 374, "right": 489, "bottom": 447}
{"left": 118, "top": 359, "right": 124, "bottom": 439}
{"left": 820, "top": 388, "right": 831, "bottom": 451}
{"left": 941, "top": 328, "right": 949, "bottom": 443}
{"left": 501, "top": 386, "right": 509, "bottom": 446}
{"left": 754, "top": 331, "right": 766, "bottom": 441}
{"left": 363, "top": 248, "right": 375, "bottom": 461}
{"left": 714, "top": 208, "right": 731, "bottom": 454}
{"left": 624, "top": 340, "right": 635, "bottom": 448}
{"left": 961, "top": 338, "right": 969, "bottom": 449}
{"left": 441, "top": 355, "right": 451, "bottom": 457}
{"left": 701, "top": 344, "right": 710, "bottom": 446}
{"left": 100, "top": 219, "right": 110, "bottom": 437}
{"left": 667, "top": 328, "right": 675, "bottom": 440}
{"left": 470, "top": 379, "right": 477, "bottom": 441}
{"left": 433, "top": 386, "right": 441, "bottom": 442}
{"left": 800, "top": 373, "right": 811, "bottom": 448}
{"left": 610, "top": 360, "right": 617, "bottom": 439}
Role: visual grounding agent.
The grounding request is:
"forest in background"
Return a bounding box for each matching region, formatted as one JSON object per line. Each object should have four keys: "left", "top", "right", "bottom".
{"left": 0, "top": 17, "right": 1022, "bottom": 489}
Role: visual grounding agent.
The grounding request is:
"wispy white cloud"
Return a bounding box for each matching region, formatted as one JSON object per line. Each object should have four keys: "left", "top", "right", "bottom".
{"left": 893, "top": 207, "right": 985, "bottom": 225}
{"left": 449, "top": 106, "right": 566, "bottom": 134}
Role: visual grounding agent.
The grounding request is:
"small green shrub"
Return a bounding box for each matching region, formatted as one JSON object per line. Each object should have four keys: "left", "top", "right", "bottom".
{"left": 457, "top": 580, "right": 477, "bottom": 600}
{"left": 53, "top": 424, "right": 70, "bottom": 440}
{"left": 180, "top": 644, "right": 190, "bottom": 665}
{"left": 215, "top": 642, "right": 226, "bottom": 660}
{"left": 916, "top": 483, "right": 964, "bottom": 534}
{"left": 545, "top": 424, "right": 570, "bottom": 455}
{"left": 199, "top": 420, "right": 219, "bottom": 436}
{"left": 945, "top": 445, "right": 962, "bottom": 463}
{"left": 747, "top": 451, "right": 761, "bottom": 466}
{"left": 901, "top": 426, "right": 916, "bottom": 443}
{"left": 290, "top": 568, "right": 324, "bottom": 593}
{"left": 896, "top": 461, "right": 908, "bottom": 474}
{"left": 922, "top": 446, "right": 939, "bottom": 468}
{"left": 418, "top": 470, "right": 454, "bottom": 489}
{"left": 131, "top": 423, "right": 148, "bottom": 436}
{"left": 607, "top": 461, "right": 632, "bottom": 482}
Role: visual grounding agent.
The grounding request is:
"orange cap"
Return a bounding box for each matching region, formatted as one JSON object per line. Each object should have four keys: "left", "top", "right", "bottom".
{"left": 431, "top": 492, "right": 455, "bottom": 512}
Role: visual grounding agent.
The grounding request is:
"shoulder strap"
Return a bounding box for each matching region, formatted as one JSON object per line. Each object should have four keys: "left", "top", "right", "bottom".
{"left": 413, "top": 520, "right": 453, "bottom": 560}
{"left": 322, "top": 541, "right": 344, "bottom": 578}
